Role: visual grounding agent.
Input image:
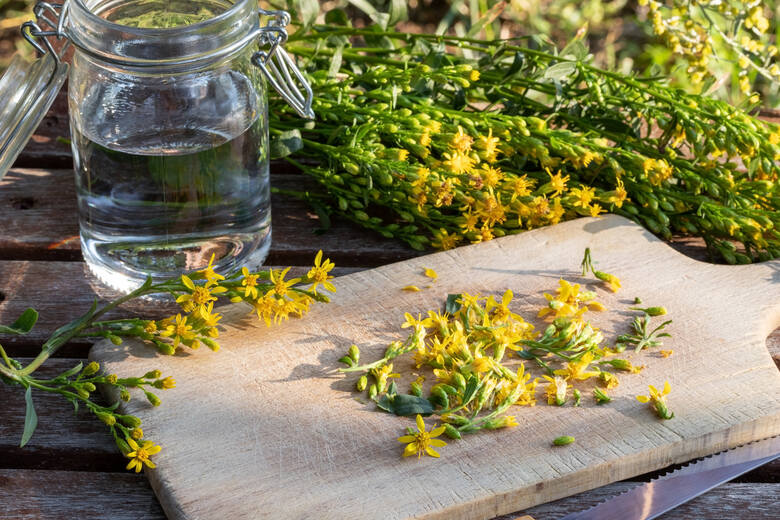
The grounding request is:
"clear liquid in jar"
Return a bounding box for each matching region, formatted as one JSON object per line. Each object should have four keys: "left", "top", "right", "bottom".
{"left": 73, "top": 117, "right": 271, "bottom": 293}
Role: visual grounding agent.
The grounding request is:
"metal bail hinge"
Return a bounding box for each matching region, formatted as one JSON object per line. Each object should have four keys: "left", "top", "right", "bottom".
{"left": 253, "top": 9, "right": 314, "bottom": 119}
{"left": 21, "top": 1, "right": 70, "bottom": 62}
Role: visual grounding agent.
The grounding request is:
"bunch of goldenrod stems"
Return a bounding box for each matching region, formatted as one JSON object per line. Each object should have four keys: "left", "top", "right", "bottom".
{"left": 270, "top": 24, "right": 780, "bottom": 264}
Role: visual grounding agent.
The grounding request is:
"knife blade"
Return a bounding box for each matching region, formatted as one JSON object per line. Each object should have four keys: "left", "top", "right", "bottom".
{"left": 555, "top": 435, "right": 780, "bottom": 520}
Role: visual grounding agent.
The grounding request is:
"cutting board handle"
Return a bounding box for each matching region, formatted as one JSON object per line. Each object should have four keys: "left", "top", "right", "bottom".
{"left": 712, "top": 260, "right": 780, "bottom": 340}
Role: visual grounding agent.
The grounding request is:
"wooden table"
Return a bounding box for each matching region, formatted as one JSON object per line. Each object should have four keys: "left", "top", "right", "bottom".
{"left": 0, "top": 93, "right": 778, "bottom": 519}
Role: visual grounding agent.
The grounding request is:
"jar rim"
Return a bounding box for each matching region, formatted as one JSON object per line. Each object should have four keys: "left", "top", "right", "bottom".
{"left": 66, "top": 0, "right": 260, "bottom": 68}
{"left": 71, "top": 0, "right": 251, "bottom": 36}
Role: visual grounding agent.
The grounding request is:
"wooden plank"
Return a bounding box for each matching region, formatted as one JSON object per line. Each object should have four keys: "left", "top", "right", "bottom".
{"left": 11, "top": 91, "right": 72, "bottom": 170}
{"left": 0, "top": 469, "right": 165, "bottom": 520}
{"left": 90, "top": 216, "right": 780, "bottom": 520}
{"left": 0, "top": 168, "right": 421, "bottom": 266}
{"left": 0, "top": 261, "right": 364, "bottom": 356}
{"left": 0, "top": 470, "right": 776, "bottom": 520}
{"left": 0, "top": 358, "right": 122, "bottom": 471}
{"left": 508, "top": 482, "right": 780, "bottom": 520}
{"left": 2, "top": 357, "right": 777, "bottom": 480}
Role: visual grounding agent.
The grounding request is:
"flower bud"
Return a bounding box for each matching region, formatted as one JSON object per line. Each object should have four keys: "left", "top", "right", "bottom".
{"left": 368, "top": 384, "right": 378, "bottom": 400}
{"left": 144, "top": 370, "right": 162, "bottom": 379}
{"left": 96, "top": 411, "right": 116, "bottom": 426}
{"left": 553, "top": 435, "right": 575, "bottom": 446}
{"left": 82, "top": 382, "right": 97, "bottom": 392}
{"left": 443, "top": 424, "right": 462, "bottom": 439}
{"left": 410, "top": 381, "right": 422, "bottom": 397}
{"left": 348, "top": 344, "right": 360, "bottom": 364}
{"left": 105, "top": 374, "right": 118, "bottom": 385}
{"left": 119, "top": 415, "right": 142, "bottom": 428}
{"left": 356, "top": 375, "right": 368, "bottom": 392}
{"left": 145, "top": 391, "right": 161, "bottom": 407}
{"left": 82, "top": 362, "right": 100, "bottom": 377}
{"left": 120, "top": 390, "right": 131, "bottom": 402}
{"left": 130, "top": 427, "right": 144, "bottom": 440}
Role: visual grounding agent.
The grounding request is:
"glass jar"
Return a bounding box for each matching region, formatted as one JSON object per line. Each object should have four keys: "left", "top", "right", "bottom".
{"left": 0, "top": 0, "right": 312, "bottom": 293}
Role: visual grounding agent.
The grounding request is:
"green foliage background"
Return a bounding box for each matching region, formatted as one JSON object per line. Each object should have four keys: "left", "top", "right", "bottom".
{"left": 2, "top": 0, "right": 778, "bottom": 105}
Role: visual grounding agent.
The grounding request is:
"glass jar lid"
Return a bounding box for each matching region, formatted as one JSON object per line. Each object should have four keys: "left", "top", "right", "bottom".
{"left": 0, "top": 0, "right": 313, "bottom": 181}
{"left": 0, "top": 43, "right": 68, "bottom": 181}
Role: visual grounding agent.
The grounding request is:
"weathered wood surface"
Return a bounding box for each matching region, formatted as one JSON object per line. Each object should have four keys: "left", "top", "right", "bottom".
{"left": 2, "top": 99, "right": 779, "bottom": 520}
{"left": 91, "top": 216, "right": 780, "bottom": 520}
{"left": 1, "top": 471, "right": 778, "bottom": 520}
{"left": 0, "top": 260, "right": 362, "bottom": 355}
{"left": 0, "top": 168, "right": 422, "bottom": 266}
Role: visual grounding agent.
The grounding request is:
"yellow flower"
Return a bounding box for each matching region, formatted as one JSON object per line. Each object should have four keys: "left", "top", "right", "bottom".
{"left": 548, "top": 169, "right": 570, "bottom": 196}
{"left": 506, "top": 175, "right": 534, "bottom": 202}
{"left": 479, "top": 164, "right": 503, "bottom": 188}
{"left": 431, "top": 228, "right": 459, "bottom": 250}
{"left": 307, "top": 250, "right": 336, "bottom": 293}
{"left": 153, "top": 376, "right": 176, "bottom": 389}
{"left": 196, "top": 253, "right": 225, "bottom": 283}
{"left": 240, "top": 267, "right": 261, "bottom": 299}
{"left": 543, "top": 375, "right": 568, "bottom": 406}
{"left": 130, "top": 427, "right": 143, "bottom": 440}
{"left": 594, "top": 271, "right": 621, "bottom": 292}
{"left": 401, "top": 312, "right": 433, "bottom": 329}
{"left": 476, "top": 129, "right": 500, "bottom": 161}
{"left": 636, "top": 381, "right": 674, "bottom": 419}
{"left": 569, "top": 186, "right": 595, "bottom": 208}
{"left": 449, "top": 126, "right": 474, "bottom": 153}
{"left": 159, "top": 314, "right": 197, "bottom": 348}
{"left": 143, "top": 321, "right": 158, "bottom": 335}
{"left": 554, "top": 351, "right": 600, "bottom": 381}
{"left": 598, "top": 370, "right": 620, "bottom": 389}
{"left": 398, "top": 415, "right": 447, "bottom": 458}
{"left": 268, "top": 267, "right": 301, "bottom": 298}
{"left": 200, "top": 302, "right": 222, "bottom": 337}
{"left": 125, "top": 438, "right": 162, "bottom": 472}
{"left": 177, "top": 275, "right": 227, "bottom": 316}
{"left": 442, "top": 151, "right": 475, "bottom": 174}
{"left": 589, "top": 203, "right": 605, "bottom": 217}
{"left": 252, "top": 293, "right": 276, "bottom": 327}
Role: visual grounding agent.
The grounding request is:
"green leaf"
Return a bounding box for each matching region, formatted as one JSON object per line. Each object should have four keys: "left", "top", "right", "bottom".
{"left": 328, "top": 45, "right": 344, "bottom": 78}
{"left": 270, "top": 129, "right": 304, "bottom": 159}
{"left": 346, "top": 0, "right": 390, "bottom": 29}
{"left": 20, "top": 386, "right": 38, "bottom": 448}
{"left": 324, "top": 9, "right": 349, "bottom": 26}
{"left": 444, "top": 294, "right": 462, "bottom": 315}
{"left": 59, "top": 362, "right": 84, "bottom": 380}
{"left": 543, "top": 62, "right": 577, "bottom": 81}
{"left": 0, "top": 308, "right": 38, "bottom": 335}
{"left": 387, "top": 0, "right": 408, "bottom": 27}
{"left": 293, "top": 0, "right": 319, "bottom": 29}
{"left": 465, "top": 1, "right": 506, "bottom": 38}
{"left": 376, "top": 393, "right": 434, "bottom": 416}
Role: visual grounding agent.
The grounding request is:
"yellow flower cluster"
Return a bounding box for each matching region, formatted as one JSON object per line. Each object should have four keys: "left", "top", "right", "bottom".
{"left": 141, "top": 252, "right": 336, "bottom": 354}
{"left": 394, "top": 119, "right": 626, "bottom": 251}
{"left": 642, "top": 0, "right": 778, "bottom": 99}
{"left": 341, "top": 249, "right": 675, "bottom": 458}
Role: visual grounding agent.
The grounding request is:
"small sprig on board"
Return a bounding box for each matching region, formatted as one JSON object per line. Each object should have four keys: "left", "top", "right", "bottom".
{"left": 0, "top": 252, "right": 336, "bottom": 471}
{"left": 338, "top": 249, "right": 674, "bottom": 459}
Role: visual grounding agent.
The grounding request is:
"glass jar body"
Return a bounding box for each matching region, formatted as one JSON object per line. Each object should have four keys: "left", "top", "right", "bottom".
{"left": 67, "top": 0, "right": 271, "bottom": 292}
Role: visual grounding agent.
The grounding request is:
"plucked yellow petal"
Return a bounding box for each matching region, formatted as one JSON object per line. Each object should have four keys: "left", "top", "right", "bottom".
{"left": 402, "top": 443, "right": 418, "bottom": 457}
{"left": 636, "top": 395, "right": 650, "bottom": 403}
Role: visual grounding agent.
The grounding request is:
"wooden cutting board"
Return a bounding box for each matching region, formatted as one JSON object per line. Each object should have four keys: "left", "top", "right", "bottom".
{"left": 90, "top": 215, "right": 780, "bottom": 520}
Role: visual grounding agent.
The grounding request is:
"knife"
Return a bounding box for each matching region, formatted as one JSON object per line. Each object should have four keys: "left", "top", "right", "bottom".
{"left": 516, "top": 435, "right": 780, "bottom": 520}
